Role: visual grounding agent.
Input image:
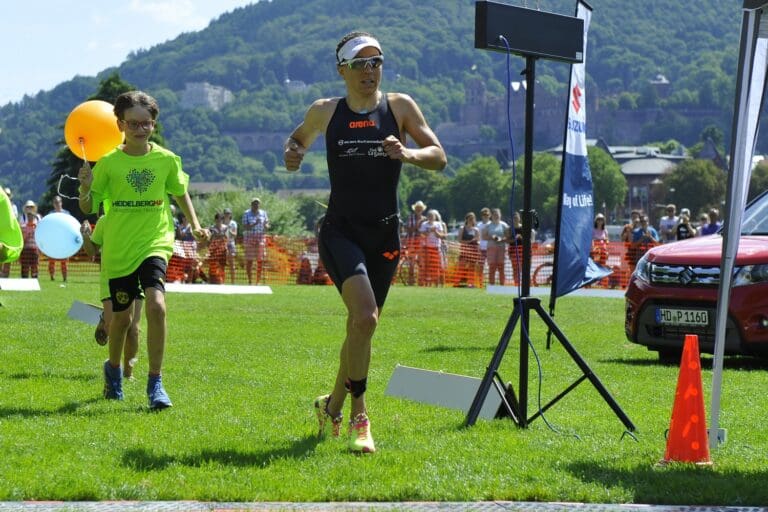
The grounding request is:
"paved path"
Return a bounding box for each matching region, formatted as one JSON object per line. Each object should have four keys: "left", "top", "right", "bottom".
{"left": 0, "top": 502, "right": 766, "bottom": 511}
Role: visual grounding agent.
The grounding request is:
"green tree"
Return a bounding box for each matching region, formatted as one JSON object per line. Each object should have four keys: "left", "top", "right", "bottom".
{"left": 588, "top": 146, "right": 627, "bottom": 216}
{"left": 749, "top": 160, "right": 768, "bottom": 202}
{"left": 400, "top": 165, "right": 449, "bottom": 217}
{"left": 638, "top": 81, "right": 659, "bottom": 109}
{"left": 196, "top": 190, "right": 307, "bottom": 236}
{"left": 443, "top": 156, "right": 508, "bottom": 220}
{"left": 663, "top": 159, "right": 726, "bottom": 218}
{"left": 617, "top": 92, "right": 638, "bottom": 110}
{"left": 300, "top": 161, "right": 315, "bottom": 175}
{"left": 528, "top": 153, "right": 561, "bottom": 230}
{"left": 262, "top": 151, "right": 277, "bottom": 173}
{"left": 700, "top": 124, "right": 724, "bottom": 149}
{"left": 294, "top": 193, "right": 329, "bottom": 232}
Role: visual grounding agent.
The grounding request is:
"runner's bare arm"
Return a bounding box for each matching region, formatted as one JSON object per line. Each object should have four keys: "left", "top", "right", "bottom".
{"left": 386, "top": 93, "right": 447, "bottom": 171}
{"left": 284, "top": 98, "right": 337, "bottom": 172}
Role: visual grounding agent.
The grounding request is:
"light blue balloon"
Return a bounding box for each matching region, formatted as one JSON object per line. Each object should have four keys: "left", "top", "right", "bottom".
{"left": 35, "top": 212, "right": 83, "bottom": 259}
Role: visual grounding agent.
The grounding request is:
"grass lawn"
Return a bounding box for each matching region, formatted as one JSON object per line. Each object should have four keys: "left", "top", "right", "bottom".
{"left": 1, "top": 279, "right": 768, "bottom": 505}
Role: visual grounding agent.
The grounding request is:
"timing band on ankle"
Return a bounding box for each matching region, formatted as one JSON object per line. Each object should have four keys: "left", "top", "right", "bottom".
{"left": 347, "top": 378, "right": 367, "bottom": 398}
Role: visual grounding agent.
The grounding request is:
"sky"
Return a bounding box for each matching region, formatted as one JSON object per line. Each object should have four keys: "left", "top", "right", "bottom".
{"left": 0, "top": 0, "right": 256, "bottom": 106}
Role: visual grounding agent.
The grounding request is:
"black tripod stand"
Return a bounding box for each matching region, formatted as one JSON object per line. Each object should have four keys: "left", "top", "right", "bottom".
{"left": 464, "top": 52, "right": 635, "bottom": 432}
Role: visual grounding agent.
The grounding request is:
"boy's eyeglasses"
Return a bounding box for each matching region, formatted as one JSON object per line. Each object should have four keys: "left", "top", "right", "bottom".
{"left": 121, "top": 119, "right": 155, "bottom": 131}
{"left": 342, "top": 55, "right": 384, "bottom": 71}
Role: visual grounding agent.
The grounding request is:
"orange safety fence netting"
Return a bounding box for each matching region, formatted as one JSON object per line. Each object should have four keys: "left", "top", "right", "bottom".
{"left": 0, "top": 238, "right": 646, "bottom": 290}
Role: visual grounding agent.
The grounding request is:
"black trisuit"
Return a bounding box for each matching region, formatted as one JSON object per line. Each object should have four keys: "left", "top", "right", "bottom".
{"left": 319, "top": 94, "right": 402, "bottom": 308}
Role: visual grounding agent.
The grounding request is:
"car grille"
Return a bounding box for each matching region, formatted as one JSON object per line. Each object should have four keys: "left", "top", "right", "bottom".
{"left": 644, "top": 322, "right": 716, "bottom": 344}
{"left": 650, "top": 263, "right": 720, "bottom": 286}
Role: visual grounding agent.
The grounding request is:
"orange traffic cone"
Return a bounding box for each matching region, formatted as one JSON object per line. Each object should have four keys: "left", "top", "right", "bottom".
{"left": 661, "top": 334, "right": 711, "bottom": 465}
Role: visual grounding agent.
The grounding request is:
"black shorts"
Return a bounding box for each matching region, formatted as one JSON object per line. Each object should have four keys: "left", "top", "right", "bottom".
{"left": 318, "top": 214, "right": 400, "bottom": 308}
{"left": 109, "top": 257, "right": 167, "bottom": 313}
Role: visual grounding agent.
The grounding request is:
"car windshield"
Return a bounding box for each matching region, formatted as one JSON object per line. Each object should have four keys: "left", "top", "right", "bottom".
{"left": 742, "top": 190, "right": 768, "bottom": 235}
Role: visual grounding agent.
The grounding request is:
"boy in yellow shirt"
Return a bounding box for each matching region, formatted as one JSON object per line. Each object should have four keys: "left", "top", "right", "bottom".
{"left": 78, "top": 91, "right": 207, "bottom": 408}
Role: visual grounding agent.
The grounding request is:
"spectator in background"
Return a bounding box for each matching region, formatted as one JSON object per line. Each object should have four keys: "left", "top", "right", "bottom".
{"left": 483, "top": 208, "right": 509, "bottom": 286}
{"left": 632, "top": 214, "right": 659, "bottom": 254}
{"left": 242, "top": 197, "right": 269, "bottom": 285}
{"left": 627, "top": 215, "right": 659, "bottom": 275}
{"left": 222, "top": 207, "right": 238, "bottom": 284}
{"left": 658, "top": 203, "right": 679, "bottom": 244}
{"left": 174, "top": 213, "right": 201, "bottom": 283}
{"left": 695, "top": 213, "right": 710, "bottom": 237}
{"left": 175, "top": 212, "right": 193, "bottom": 241}
{"left": 591, "top": 213, "right": 609, "bottom": 266}
{"left": 207, "top": 212, "right": 228, "bottom": 284}
{"left": 700, "top": 207, "right": 722, "bottom": 235}
{"left": 632, "top": 215, "right": 660, "bottom": 244}
{"left": 419, "top": 209, "right": 445, "bottom": 287}
{"left": 477, "top": 207, "right": 491, "bottom": 270}
{"left": 676, "top": 212, "right": 695, "bottom": 240}
{"left": 621, "top": 210, "right": 641, "bottom": 243}
{"left": 404, "top": 200, "right": 426, "bottom": 285}
{"left": 434, "top": 209, "right": 448, "bottom": 286}
{"left": 456, "top": 211, "right": 480, "bottom": 287}
{"left": 507, "top": 211, "right": 524, "bottom": 286}
{"left": 19, "top": 200, "right": 41, "bottom": 278}
{"left": 46, "top": 195, "right": 72, "bottom": 282}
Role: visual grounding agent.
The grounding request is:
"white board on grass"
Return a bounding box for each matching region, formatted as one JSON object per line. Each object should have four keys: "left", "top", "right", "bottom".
{"left": 385, "top": 364, "right": 504, "bottom": 420}
{"left": 165, "top": 283, "right": 272, "bottom": 294}
{"left": 0, "top": 278, "right": 40, "bottom": 291}
{"left": 67, "top": 301, "right": 103, "bottom": 326}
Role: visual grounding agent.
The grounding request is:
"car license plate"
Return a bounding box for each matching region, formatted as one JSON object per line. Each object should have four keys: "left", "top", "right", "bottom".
{"left": 655, "top": 308, "right": 709, "bottom": 327}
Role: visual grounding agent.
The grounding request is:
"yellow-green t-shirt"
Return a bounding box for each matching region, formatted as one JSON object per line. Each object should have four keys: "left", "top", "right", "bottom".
{"left": 90, "top": 144, "right": 189, "bottom": 279}
{"left": 0, "top": 187, "right": 23, "bottom": 263}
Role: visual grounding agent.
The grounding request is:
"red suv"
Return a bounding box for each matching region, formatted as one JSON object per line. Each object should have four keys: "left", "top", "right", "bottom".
{"left": 625, "top": 192, "right": 768, "bottom": 361}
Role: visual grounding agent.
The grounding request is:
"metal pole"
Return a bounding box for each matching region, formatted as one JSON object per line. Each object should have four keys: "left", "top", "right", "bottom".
{"left": 518, "top": 55, "right": 536, "bottom": 426}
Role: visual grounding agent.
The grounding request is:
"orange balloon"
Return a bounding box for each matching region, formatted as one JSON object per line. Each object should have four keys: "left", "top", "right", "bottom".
{"left": 64, "top": 100, "right": 123, "bottom": 161}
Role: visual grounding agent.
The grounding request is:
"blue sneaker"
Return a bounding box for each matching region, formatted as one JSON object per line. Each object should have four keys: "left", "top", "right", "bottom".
{"left": 103, "top": 360, "right": 123, "bottom": 400}
{"left": 147, "top": 375, "right": 173, "bottom": 410}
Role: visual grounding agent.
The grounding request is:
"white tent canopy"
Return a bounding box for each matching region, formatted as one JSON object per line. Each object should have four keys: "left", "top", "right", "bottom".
{"left": 710, "top": 0, "right": 768, "bottom": 449}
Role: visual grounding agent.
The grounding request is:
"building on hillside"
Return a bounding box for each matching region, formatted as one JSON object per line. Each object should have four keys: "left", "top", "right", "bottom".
{"left": 284, "top": 78, "right": 308, "bottom": 93}
{"left": 188, "top": 181, "right": 242, "bottom": 198}
{"left": 436, "top": 77, "right": 565, "bottom": 158}
{"left": 544, "top": 139, "right": 688, "bottom": 224}
{"left": 180, "top": 82, "right": 234, "bottom": 111}
{"left": 275, "top": 188, "right": 330, "bottom": 199}
{"left": 226, "top": 132, "right": 286, "bottom": 153}
{"left": 649, "top": 74, "right": 671, "bottom": 99}
{"left": 226, "top": 132, "right": 325, "bottom": 154}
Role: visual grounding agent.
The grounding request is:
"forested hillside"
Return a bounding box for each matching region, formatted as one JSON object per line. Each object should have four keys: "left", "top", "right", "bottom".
{"left": 0, "top": 0, "right": 744, "bottom": 204}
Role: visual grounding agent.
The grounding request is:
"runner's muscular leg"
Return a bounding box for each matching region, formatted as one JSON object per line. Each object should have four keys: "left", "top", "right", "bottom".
{"left": 327, "top": 274, "right": 378, "bottom": 415}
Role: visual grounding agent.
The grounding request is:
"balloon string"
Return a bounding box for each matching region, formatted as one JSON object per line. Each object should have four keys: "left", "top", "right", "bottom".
{"left": 79, "top": 138, "right": 88, "bottom": 163}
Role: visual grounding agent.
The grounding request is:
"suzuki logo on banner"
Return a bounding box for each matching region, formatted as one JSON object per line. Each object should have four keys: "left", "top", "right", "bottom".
{"left": 572, "top": 85, "right": 582, "bottom": 113}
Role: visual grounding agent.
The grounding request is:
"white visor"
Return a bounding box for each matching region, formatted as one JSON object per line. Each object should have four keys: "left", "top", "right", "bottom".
{"left": 336, "top": 36, "right": 382, "bottom": 63}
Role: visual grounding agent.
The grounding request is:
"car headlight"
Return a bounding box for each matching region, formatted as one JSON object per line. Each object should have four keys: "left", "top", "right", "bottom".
{"left": 733, "top": 264, "right": 768, "bottom": 286}
{"left": 633, "top": 254, "right": 650, "bottom": 282}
